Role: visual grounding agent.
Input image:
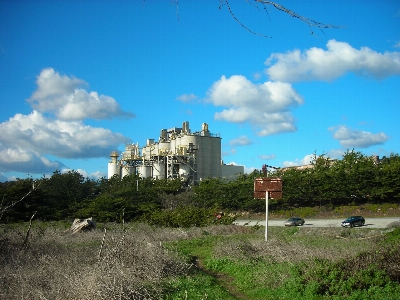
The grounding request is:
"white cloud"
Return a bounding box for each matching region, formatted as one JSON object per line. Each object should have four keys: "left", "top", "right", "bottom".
{"left": 176, "top": 93, "right": 198, "bottom": 102}
{"left": 265, "top": 40, "right": 400, "bottom": 82}
{"left": 206, "top": 75, "right": 303, "bottom": 136}
{"left": 0, "top": 145, "right": 65, "bottom": 174}
{"left": 258, "top": 154, "right": 276, "bottom": 160}
{"left": 244, "top": 166, "right": 256, "bottom": 174}
{"left": 27, "top": 68, "right": 135, "bottom": 121}
{"left": 283, "top": 154, "right": 314, "bottom": 167}
{"left": 329, "top": 125, "right": 388, "bottom": 148}
{"left": 61, "top": 168, "right": 106, "bottom": 180}
{"left": 395, "top": 41, "right": 400, "bottom": 48}
{"left": 0, "top": 111, "right": 129, "bottom": 160}
{"left": 229, "top": 136, "right": 252, "bottom": 146}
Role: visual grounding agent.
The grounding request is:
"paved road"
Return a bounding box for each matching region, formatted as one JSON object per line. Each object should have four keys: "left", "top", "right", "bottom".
{"left": 234, "top": 217, "right": 400, "bottom": 228}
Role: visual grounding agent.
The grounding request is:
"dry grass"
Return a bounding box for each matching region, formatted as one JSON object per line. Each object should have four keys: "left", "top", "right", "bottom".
{"left": 1, "top": 222, "right": 398, "bottom": 299}
{"left": 0, "top": 223, "right": 183, "bottom": 299}
{"left": 0, "top": 222, "right": 251, "bottom": 299}
{"left": 212, "top": 227, "right": 383, "bottom": 264}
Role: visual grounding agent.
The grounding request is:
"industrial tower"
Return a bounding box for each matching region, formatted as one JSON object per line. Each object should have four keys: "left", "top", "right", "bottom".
{"left": 108, "top": 122, "right": 243, "bottom": 185}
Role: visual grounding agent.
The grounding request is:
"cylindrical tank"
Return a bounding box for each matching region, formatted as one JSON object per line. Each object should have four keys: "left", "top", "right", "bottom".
{"left": 153, "top": 161, "right": 166, "bottom": 179}
{"left": 170, "top": 138, "right": 177, "bottom": 155}
{"left": 138, "top": 165, "right": 151, "bottom": 178}
{"left": 160, "top": 129, "right": 168, "bottom": 141}
{"left": 108, "top": 162, "right": 120, "bottom": 179}
{"left": 158, "top": 141, "right": 170, "bottom": 155}
{"left": 179, "top": 135, "right": 197, "bottom": 154}
{"left": 121, "top": 165, "right": 135, "bottom": 178}
{"left": 210, "top": 136, "right": 222, "bottom": 177}
{"left": 182, "top": 121, "right": 190, "bottom": 135}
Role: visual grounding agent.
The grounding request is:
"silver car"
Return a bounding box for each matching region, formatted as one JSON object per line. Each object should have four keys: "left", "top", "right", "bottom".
{"left": 285, "top": 217, "right": 305, "bottom": 226}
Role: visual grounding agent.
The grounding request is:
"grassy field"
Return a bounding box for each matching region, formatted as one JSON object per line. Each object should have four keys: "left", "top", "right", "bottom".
{"left": 1, "top": 220, "right": 400, "bottom": 299}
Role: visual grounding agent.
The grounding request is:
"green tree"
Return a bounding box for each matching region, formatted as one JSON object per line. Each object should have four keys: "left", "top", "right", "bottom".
{"left": 39, "top": 170, "right": 98, "bottom": 220}
{"left": 372, "top": 153, "right": 400, "bottom": 203}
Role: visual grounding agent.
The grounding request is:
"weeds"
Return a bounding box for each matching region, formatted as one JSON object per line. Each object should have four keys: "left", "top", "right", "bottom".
{"left": 1, "top": 222, "right": 399, "bottom": 299}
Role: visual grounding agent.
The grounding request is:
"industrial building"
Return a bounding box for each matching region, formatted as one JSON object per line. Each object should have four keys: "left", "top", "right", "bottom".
{"left": 108, "top": 121, "right": 244, "bottom": 184}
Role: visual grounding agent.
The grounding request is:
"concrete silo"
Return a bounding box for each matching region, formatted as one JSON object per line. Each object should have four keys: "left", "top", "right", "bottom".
{"left": 108, "top": 121, "right": 242, "bottom": 184}
{"left": 108, "top": 151, "right": 120, "bottom": 179}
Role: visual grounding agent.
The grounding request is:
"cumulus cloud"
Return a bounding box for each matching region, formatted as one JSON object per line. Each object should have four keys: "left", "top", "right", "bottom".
{"left": 0, "top": 145, "right": 65, "bottom": 174}
{"left": 206, "top": 75, "right": 303, "bottom": 136}
{"left": 27, "top": 68, "right": 135, "bottom": 121}
{"left": 265, "top": 40, "right": 400, "bottom": 82}
{"left": 176, "top": 93, "right": 198, "bottom": 102}
{"left": 329, "top": 125, "right": 388, "bottom": 148}
{"left": 229, "top": 136, "right": 252, "bottom": 146}
{"left": 0, "top": 68, "right": 134, "bottom": 176}
{"left": 283, "top": 154, "right": 314, "bottom": 167}
{"left": 0, "top": 111, "right": 129, "bottom": 160}
{"left": 61, "top": 168, "right": 106, "bottom": 180}
{"left": 244, "top": 166, "right": 256, "bottom": 174}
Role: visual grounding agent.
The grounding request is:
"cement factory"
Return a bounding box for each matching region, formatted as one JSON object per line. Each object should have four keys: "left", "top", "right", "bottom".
{"left": 108, "top": 121, "right": 244, "bottom": 185}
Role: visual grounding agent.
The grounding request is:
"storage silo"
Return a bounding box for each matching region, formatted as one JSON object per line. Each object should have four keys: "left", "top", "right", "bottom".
{"left": 153, "top": 161, "right": 166, "bottom": 179}
{"left": 108, "top": 151, "right": 120, "bottom": 179}
{"left": 210, "top": 135, "right": 222, "bottom": 177}
{"left": 121, "top": 164, "right": 135, "bottom": 178}
{"left": 138, "top": 165, "right": 152, "bottom": 178}
{"left": 158, "top": 141, "right": 170, "bottom": 155}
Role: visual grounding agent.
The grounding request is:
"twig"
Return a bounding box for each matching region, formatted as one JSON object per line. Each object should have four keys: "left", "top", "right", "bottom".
{"left": 98, "top": 228, "right": 107, "bottom": 261}
{"left": 21, "top": 211, "right": 37, "bottom": 249}
{"left": 0, "top": 179, "right": 42, "bottom": 221}
{"left": 256, "top": 0, "right": 345, "bottom": 35}
{"left": 222, "top": 0, "right": 344, "bottom": 37}
{"left": 223, "top": 0, "right": 271, "bottom": 37}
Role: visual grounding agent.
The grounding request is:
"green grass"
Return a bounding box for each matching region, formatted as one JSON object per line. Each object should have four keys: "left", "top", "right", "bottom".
{"left": 164, "top": 273, "right": 236, "bottom": 300}
{"left": 2, "top": 221, "right": 399, "bottom": 299}
{"left": 165, "top": 226, "right": 400, "bottom": 299}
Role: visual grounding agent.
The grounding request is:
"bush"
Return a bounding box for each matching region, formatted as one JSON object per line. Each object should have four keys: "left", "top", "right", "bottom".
{"left": 144, "top": 206, "right": 237, "bottom": 228}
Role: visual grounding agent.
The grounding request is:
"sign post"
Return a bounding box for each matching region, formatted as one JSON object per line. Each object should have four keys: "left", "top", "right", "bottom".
{"left": 254, "top": 177, "right": 282, "bottom": 241}
{"left": 265, "top": 190, "right": 269, "bottom": 241}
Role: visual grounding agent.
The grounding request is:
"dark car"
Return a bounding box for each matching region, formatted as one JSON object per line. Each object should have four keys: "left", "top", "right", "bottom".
{"left": 285, "top": 217, "right": 305, "bottom": 226}
{"left": 341, "top": 216, "right": 365, "bottom": 228}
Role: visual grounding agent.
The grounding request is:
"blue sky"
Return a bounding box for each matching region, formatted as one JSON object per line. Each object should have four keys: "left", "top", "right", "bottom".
{"left": 1, "top": 0, "right": 399, "bottom": 182}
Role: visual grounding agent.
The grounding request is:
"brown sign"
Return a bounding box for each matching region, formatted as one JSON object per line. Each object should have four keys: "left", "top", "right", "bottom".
{"left": 254, "top": 178, "right": 282, "bottom": 199}
{"left": 254, "top": 191, "right": 282, "bottom": 200}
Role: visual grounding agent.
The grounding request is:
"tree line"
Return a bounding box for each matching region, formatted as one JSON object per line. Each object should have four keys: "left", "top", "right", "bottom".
{"left": 1, "top": 150, "right": 399, "bottom": 225}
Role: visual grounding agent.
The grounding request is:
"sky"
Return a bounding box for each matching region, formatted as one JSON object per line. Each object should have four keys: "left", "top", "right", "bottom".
{"left": 0, "top": 0, "right": 400, "bottom": 182}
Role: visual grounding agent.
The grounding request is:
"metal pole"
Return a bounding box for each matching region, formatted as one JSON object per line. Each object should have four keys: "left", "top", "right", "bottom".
{"left": 265, "top": 191, "right": 269, "bottom": 241}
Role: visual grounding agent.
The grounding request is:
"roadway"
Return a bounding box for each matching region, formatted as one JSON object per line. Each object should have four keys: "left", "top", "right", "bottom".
{"left": 233, "top": 217, "right": 400, "bottom": 228}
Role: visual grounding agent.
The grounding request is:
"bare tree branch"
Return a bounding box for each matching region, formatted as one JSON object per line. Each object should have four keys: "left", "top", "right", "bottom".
{"left": 221, "top": 0, "right": 344, "bottom": 37}
{"left": 221, "top": 0, "right": 271, "bottom": 38}
{"left": 257, "top": 0, "right": 345, "bottom": 34}
{"left": 0, "top": 179, "right": 42, "bottom": 221}
{"left": 21, "top": 211, "right": 37, "bottom": 249}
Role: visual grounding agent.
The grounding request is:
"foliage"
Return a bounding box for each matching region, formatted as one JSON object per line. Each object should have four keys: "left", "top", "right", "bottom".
{"left": 169, "top": 226, "right": 400, "bottom": 299}
{"left": 1, "top": 221, "right": 400, "bottom": 299}
{"left": 276, "top": 150, "right": 400, "bottom": 208}
{"left": 1, "top": 150, "right": 400, "bottom": 224}
{"left": 144, "top": 205, "right": 237, "bottom": 228}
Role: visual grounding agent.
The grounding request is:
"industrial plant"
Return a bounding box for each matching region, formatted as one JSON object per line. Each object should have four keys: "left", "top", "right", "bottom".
{"left": 108, "top": 121, "right": 244, "bottom": 185}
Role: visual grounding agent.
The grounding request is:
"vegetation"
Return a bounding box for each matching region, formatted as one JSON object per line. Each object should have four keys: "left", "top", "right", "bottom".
{"left": 1, "top": 148, "right": 399, "bottom": 298}
{"left": 1, "top": 150, "right": 400, "bottom": 224}
{"left": 1, "top": 222, "right": 399, "bottom": 299}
